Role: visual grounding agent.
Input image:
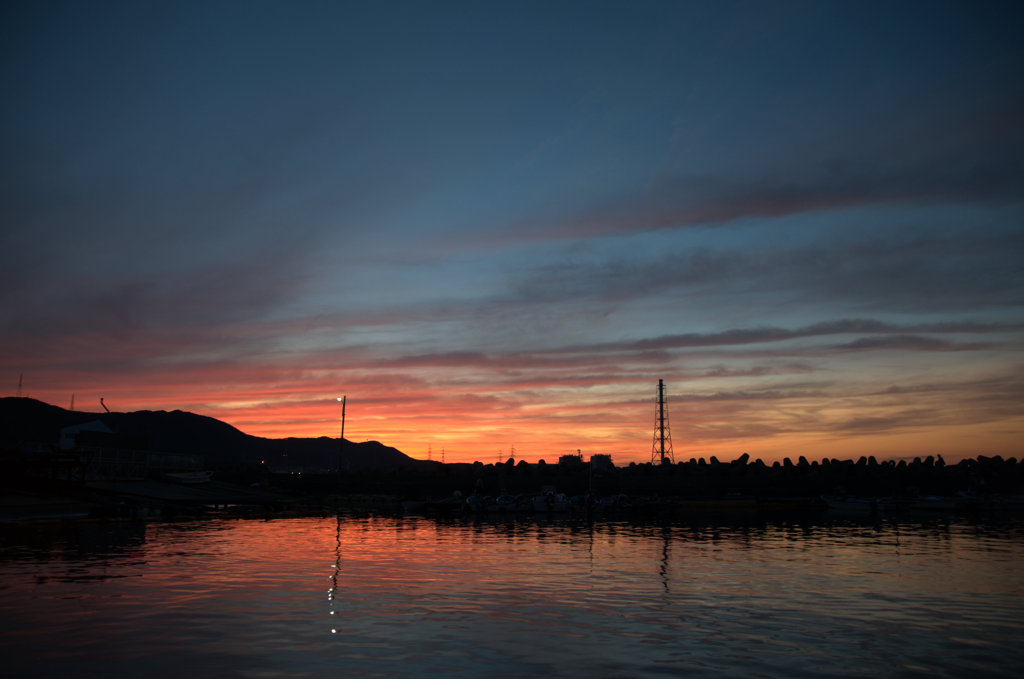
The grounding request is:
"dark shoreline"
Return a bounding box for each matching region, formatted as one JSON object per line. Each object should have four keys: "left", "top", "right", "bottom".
{"left": 4, "top": 397, "right": 1020, "bottom": 520}
{"left": 3, "top": 453, "right": 1021, "bottom": 522}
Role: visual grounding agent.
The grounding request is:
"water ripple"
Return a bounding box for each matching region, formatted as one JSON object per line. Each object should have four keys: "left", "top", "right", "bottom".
{"left": 1, "top": 514, "right": 1023, "bottom": 678}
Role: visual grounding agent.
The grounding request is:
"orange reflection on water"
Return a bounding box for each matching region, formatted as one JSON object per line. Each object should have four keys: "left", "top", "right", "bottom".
{"left": 4, "top": 513, "right": 1024, "bottom": 679}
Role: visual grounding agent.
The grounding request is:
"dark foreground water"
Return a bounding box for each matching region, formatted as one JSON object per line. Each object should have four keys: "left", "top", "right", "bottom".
{"left": 1, "top": 512, "right": 1022, "bottom": 678}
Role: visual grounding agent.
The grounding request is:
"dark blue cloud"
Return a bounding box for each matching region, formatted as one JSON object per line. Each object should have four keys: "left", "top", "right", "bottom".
{"left": 2, "top": 1, "right": 1022, "bottom": 460}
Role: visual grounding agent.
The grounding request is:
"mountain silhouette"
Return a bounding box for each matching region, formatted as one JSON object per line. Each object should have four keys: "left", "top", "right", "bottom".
{"left": 0, "top": 397, "right": 415, "bottom": 471}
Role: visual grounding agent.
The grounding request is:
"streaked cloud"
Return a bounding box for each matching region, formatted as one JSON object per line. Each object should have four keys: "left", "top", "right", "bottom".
{"left": 2, "top": 1, "right": 1022, "bottom": 463}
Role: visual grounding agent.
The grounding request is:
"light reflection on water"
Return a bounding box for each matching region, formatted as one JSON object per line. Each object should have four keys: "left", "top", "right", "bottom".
{"left": 1, "top": 514, "right": 1022, "bottom": 678}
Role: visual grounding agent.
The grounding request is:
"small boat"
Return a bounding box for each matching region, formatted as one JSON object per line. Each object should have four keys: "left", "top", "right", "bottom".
{"left": 400, "top": 500, "right": 425, "bottom": 513}
{"left": 162, "top": 471, "right": 214, "bottom": 484}
{"left": 532, "top": 491, "right": 570, "bottom": 512}
{"left": 907, "top": 495, "right": 960, "bottom": 511}
{"left": 992, "top": 494, "right": 1024, "bottom": 511}
{"left": 821, "top": 495, "right": 877, "bottom": 512}
{"left": 422, "top": 492, "right": 464, "bottom": 513}
{"left": 483, "top": 495, "right": 513, "bottom": 512}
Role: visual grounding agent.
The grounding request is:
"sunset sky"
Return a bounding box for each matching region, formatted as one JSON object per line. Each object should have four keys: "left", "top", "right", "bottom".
{"left": 2, "top": 1, "right": 1022, "bottom": 465}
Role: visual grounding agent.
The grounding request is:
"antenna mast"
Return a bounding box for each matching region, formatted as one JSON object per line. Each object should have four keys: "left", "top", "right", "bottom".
{"left": 651, "top": 379, "right": 674, "bottom": 464}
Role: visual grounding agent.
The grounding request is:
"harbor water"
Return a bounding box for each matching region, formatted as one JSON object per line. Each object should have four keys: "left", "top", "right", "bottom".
{"left": 1, "top": 513, "right": 1022, "bottom": 678}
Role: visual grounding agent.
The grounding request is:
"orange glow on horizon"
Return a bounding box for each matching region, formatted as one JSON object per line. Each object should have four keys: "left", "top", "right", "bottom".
{"left": 18, "top": 382, "right": 1022, "bottom": 467}
{"left": 13, "top": 323, "right": 1022, "bottom": 468}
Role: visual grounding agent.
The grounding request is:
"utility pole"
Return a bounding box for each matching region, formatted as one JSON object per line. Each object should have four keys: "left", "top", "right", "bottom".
{"left": 337, "top": 396, "right": 346, "bottom": 481}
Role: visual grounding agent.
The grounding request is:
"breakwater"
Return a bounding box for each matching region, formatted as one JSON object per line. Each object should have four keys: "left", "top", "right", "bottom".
{"left": 4, "top": 454, "right": 1021, "bottom": 521}
{"left": 268, "top": 453, "right": 1023, "bottom": 513}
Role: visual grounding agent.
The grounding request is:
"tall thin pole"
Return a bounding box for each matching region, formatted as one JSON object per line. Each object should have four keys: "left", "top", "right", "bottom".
{"left": 337, "top": 396, "right": 346, "bottom": 479}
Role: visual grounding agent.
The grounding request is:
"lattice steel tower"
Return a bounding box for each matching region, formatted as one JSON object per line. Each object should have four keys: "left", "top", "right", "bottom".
{"left": 651, "top": 379, "right": 674, "bottom": 464}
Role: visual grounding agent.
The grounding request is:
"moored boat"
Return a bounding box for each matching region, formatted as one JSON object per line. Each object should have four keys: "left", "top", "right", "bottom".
{"left": 821, "top": 495, "right": 877, "bottom": 512}
{"left": 162, "top": 470, "right": 214, "bottom": 484}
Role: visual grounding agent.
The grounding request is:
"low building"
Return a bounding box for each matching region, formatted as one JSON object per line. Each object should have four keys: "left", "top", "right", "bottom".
{"left": 558, "top": 451, "right": 584, "bottom": 467}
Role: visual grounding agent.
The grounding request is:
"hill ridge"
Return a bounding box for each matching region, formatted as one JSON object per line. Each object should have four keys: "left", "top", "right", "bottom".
{"left": 0, "top": 397, "right": 414, "bottom": 471}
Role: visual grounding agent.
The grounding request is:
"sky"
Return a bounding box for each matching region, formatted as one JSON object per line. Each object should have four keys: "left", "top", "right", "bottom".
{"left": 2, "top": 1, "right": 1023, "bottom": 466}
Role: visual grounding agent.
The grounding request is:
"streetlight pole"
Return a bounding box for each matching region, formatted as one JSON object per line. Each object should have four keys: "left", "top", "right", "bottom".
{"left": 337, "top": 396, "right": 346, "bottom": 491}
